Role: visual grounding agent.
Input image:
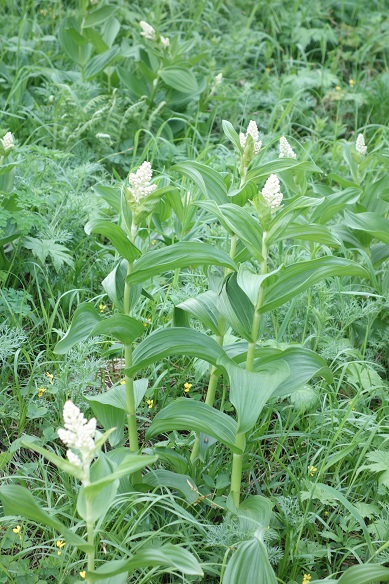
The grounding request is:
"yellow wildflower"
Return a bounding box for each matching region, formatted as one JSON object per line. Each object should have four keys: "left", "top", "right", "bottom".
{"left": 46, "top": 372, "right": 54, "bottom": 384}
{"left": 184, "top": 382, "right": 192, "bottom": 393}
{"left": 56, "top": 540, "right": 65, "bottom": 555}
{"left": 119, "top": 379, "right": 126, "bottom": 385}
{"left": 38, "top": 387, "right": 47, "bottom": 397}
{"left": 309, "top": 465, "right": 317, "bottom": 477}
{"left": 12, "top": 525, "right": 21, "bottom": 534}
{"left": 80, "top": 572, "right": 86, "bottom": 579}
{"left": 146, "top": 399, "right": 154, "bottom": 409}
{"left": 151, "top": 240, "right": 156, "bottom": 245}
{"left": 302, "top": 574, "right": 312, "bottom": 584}
{"left": 99, "top": 304, "right": 106, "bottom": 313}
{"left": 349, "top": 78, "right": 355, "bottom": 87}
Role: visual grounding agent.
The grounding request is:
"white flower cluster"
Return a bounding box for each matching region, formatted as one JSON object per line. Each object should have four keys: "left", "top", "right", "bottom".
{"left": 262, "top": 174, "right": 283, "bottom": 212}
{"left": 279, "top": 136, "right": 296, "bottom": 159}
{"left": 1, "top": 132, "right": 15, "bottom": 152}
{"left": 160, "top": 35, "right": 170, "bottom": 48}
{"left": 139, "top": 21, "right": 169, "bottom": 48}
{"left": 140, "top": 21, "right": 156, "bottom": 40}
{"left": 58, "top": 400, "right": 96, "bottom": 470}
{"left": 214, "top": 73, "right": 223, "bottom": 87}
{"left": 355, "top": 133, "right": 367, "bottom": 155}
{"left": 128, "top": 161, "right": 157, "bottom": 202}
{"left": 240, "top": 120, "right": 262, "bottom": 154}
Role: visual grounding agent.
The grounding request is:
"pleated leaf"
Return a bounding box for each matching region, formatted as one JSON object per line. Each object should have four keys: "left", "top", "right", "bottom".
{"left": 146, "top": 399, "right": 239, "bottom": 453}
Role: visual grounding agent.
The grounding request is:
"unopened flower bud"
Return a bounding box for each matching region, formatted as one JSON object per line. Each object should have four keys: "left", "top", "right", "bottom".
{"left": 279, "top": 136, "right": 296, "bottom": 159}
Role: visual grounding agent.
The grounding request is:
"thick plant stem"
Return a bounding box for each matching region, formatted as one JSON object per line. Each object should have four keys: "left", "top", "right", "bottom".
{"left": 230, "top": 433, "right": 246, "bottom": 508}
{"left": 85, "top": 484, "right": 94, "bottom": 583}
{"left": 230, "top": 232, "right": 268, "bottom": 506}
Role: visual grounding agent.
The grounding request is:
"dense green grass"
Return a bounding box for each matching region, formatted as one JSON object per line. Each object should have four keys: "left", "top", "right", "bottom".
{"left": 0, "top": 1, "right": 388, "bottom": 583}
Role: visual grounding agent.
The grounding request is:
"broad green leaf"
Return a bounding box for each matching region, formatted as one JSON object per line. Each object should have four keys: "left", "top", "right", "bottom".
{"left": 270, "top": 221, "right": 341, "bottom": 246}
{"left": 0, "top": 485, "right": 92, "bottom": 553}
{"left": 159, "top": 66, "right": 198, "bottom": 94}
{"left": 223, "top": 537, "right": 277, "bottom": 584}
{"left": 102, "top": 260, "right": 142, "bottom": 312}
{"left": 84, "top": 454, "right": 157, "bottom": 497}
{"left": 247, "top": 159, "right": 322, "bottom": 183}
{"left": 91, "top": 314, "right": 144, "bottom": 344}
{"left": 117, "top": 66, "right": 149, "bottom": 98}
{"left": 92, "top": 185, "right": 121, "bottom": 213}
{"left": 217, "top": 274, "right": 254, "bottom": 342}
{"left": 85, "top": 219, "right": 141, "bottom": 262}
{"left": 237, "top": 265, "right": 281, "bottom": 305}
{"left": 0, "top": 162, "right": 18, "bottom": 176}
{"left": 260, "top": 257, "right": 370, "bottom": 314}
{"left": 84, "top": 4, "right": 117, "bottom": 27}
{"left": 336, "top": 565, "right": 389, "bottom": 584}
{"left": 86, "top": 543, "right": 203, "bottom": 580}
{"left": 222, "top": 119, "right": 242, "bottom": 151}
{"left": 227, "top": 180, "right": 258, "bottom": 207}
{"left": 197, "top": 201, "right": 263, "bottom": 260}
{"left": 144, "top": 470, "right": 200, "bottom": 504}
{"left": 126, "top": 328, "right": 227, "bottom": 377}
{"left": 226, "top": 361, "right": 290, "bottom": 433}
{"left": 84, "top": 46, "right": 120, "bottom": 79}
{"left": 87, "top": 379, "right": 148, "bottom": 446}
{"left": 225, "top": 345, "right": 332, "bottom": 396}
{"left": 58, "top": 18, "right": 92, "bottom": 65}
{"left": 228, "top": 495, "right": 273, "bottom": 532}
{"left": 77, "top": 455, "right": 118, "bottom": 523}
{"left": 172, "top": 161, "right": 228, "bottom": 204}
{"left": 146, "top": 399, "right": 239, "bottom": 453}
{"left": 126, "top": 242, "right": 237, "bottom": 285}
{"left": 343, "top": 210, "right": 389, "bottom": 245}
{"left": 310, "top": 187, "right": 361, "bottom": 224}
{"left": 176, "top": 291, "right": 221, "bottom": 336}
{"left": 54, "top": 303, "right": 100, "bottom": 354}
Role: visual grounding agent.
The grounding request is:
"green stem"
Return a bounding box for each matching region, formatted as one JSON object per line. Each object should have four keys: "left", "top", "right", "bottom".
{"left": 123, "top": 221, "right": 141, "bottom": 483}
{"left": 230, "top": 232, "right": 268, "bottom": 506}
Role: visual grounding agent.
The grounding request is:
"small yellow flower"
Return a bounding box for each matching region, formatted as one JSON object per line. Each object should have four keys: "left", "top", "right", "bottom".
{"left": 324, "top": 510, "right": 329, "bottom": 516}
{"left": 335, "top": 85, "right": 341, "bottom": 91}
{"left": 349, "top": 78, "right": 355, "bottom": 87}
{"left": 184, "top": 382, "right": 192, "bottom": 393}
{"left": 56, "top": 540, "right": 65, "bottom": 549}
{"left": 38, "top": 387, "right": 47, "bottom": 397}
{"left": 99, "top": 303, "right": 106, "bottom": 313}
{"left": 309, "top": 465, "right": 317, "bottom": 477}
{"left": 12, "top": 525, "right": 21, "bottom": 534}
{"left": 151, "top": 240, "right": 156, "bottom": 245}
{"left": 46, "top": 372, "right": 54, "bottom": 384}
{"left": 143, "top": 322, "right": 148, "bottom": 327}
{"left": 80, "top": 572, "right": 86, "bottom": 579}
{"left": 265, "top": 67, "right": 271, "bottom": 73}
{"left": 146, "top": 399, "right": 154, "bottom": 409}
{"left": 302, "top": 575, "right": 312, "bottom": 584}
{"left": 119, "top": 379, "right": 126, "bottom": 385}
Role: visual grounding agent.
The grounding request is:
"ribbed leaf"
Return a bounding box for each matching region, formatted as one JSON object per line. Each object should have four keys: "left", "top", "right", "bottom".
{"left": 344, "top": 210, "right": 389, "bottom": 245}
{"left": 126, "top": 328, "right": 227, "bottom": 377}
{"left": 91, "top": 314, "right": 144, "bottom": 344}
{"left": 217, "top": 274, "right": 254, "bottom": 341}
{"left": 222, "top": 119, "right": 242, "bottom": 151}
{"left": 247, "top": 159, "right": 322, "bottom": 183}
{"left": 87, "top": 543, "right": 203, "bottom": 580}
{"left": 126, "top": 242, "right": 237, "bottom": 285}
{"left": 54, "top": 303, "right": 100, "bottom": 354}
{"left": 159, "top": 67, "right": 198, "bottom": 93}
{"left": 223, "top": 537, "right": 277, "bottom": 584}
{"left": 146, "top": 398, "right": 239, "bottom": 452}
{"left": 172, "top": 161, "right": 228, "bottom": 204}
{"left": 176, "top": 291, "right": 221, "bottom": 336}
{"left": 84, "top": 46, "right": 120, "bottom": 79}
{"left": 85, "top": 219, "right": 141, "bottom": 262}
{"left": 261, "top": 257, "right": 370, "bottom": 313}
{"left": 84, "top": 4, "right": 117, "bottom": 27}
{"left": 226, "top": 361, "right": 289, "bottom": 433}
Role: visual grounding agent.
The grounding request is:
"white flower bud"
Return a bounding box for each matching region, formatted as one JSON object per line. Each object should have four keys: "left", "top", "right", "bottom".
{"left": 140, "top": 21, "right": 156, "bottom": 41}
{"left": 128, "top": 161, "right": 157, "bottom": 203}
{"left": 1, "top": 132, "right": 15, "bottom": 151}
{"left": 58, "top": 401, "right": 97, "bottom": 470}
{"left": 355, "top": 133, "right": 367, "bottom": 155}
{"left": 160, "top": 35, "right": 170, "bottom": 48}
{"left": 262, "top": 174, "right": 283, "bottom": 212}
{"left": 239, "top": 121, "right": 262, "bottom": 155}
{"left": 279, "top": 136, "right": 296, "bottom": 159}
